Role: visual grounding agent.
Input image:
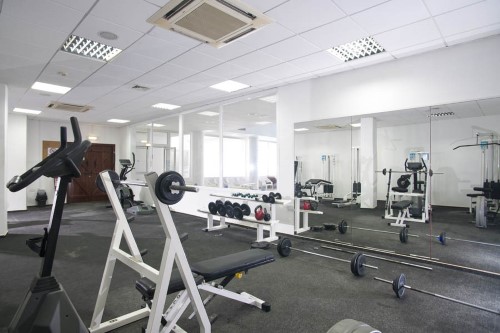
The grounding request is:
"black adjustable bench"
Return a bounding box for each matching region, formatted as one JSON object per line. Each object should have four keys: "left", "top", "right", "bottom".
{"left": 136, "top": 249, "right": 274, "bottom": 313}
{"left": 391, "top": 200, "right": 412, "bottom": 211}
{"left": 389, "top": 200, "right": 412, "bottom": 227}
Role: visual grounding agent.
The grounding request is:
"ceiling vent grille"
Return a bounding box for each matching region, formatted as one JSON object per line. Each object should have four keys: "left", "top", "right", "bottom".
{"left": 47, "top": 101, "right": 92, "bottom": 113}
{"left": 147, "top": 0, "right": 271, "bottom": 48}
{"left": 131, "top": 84, "right": 150, "bottom": 91}
{"left": 315, "top": 124, "right": 345, "bottom": 130}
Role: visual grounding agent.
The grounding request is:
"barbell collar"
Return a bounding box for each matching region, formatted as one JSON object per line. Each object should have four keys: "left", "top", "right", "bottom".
{"left": 169, "top": 184, "right": 199, "bottom": 193}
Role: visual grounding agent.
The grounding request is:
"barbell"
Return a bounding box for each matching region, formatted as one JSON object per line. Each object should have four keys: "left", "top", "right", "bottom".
{"left": 377, "top": 168, "right": 442, "bottom": 176}
{"left": 96, "top": 170, "right": 196, "bottom": 205}
{"left": 275, "top": 238, "right": 378, "bottom": 277}
{"left": 324, "top": 220, "right": 418, "bottom": 243}
{"left": 429, "top": 232, "right": 500, "bottom": 247}
{"left": 374, "top": 274, "right": 500, "bottom": 315}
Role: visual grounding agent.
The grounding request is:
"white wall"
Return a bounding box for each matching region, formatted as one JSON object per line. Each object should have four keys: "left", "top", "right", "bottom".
{"left": 0, "top": 84, "right": 7, "bottom": 235}
{"left": 25, "top": 118, "right": 122, "bottom": 206}
{"left": 278, "top": 35, "right": 500, "bottom": 204}
{"left": 6, "top": 114, "right": 27, "bottom": 211}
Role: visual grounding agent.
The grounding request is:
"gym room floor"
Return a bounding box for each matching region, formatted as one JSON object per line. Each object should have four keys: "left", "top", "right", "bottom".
{"left": 1, "top": 201, "right": 499, "bottom": 333}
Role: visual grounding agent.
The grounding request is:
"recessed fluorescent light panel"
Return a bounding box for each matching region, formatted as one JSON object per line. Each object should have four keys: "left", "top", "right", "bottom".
{"left": 31, "top": 81, "right": 71, "bottom": 94}
{"left": 350, "top": 123, "right": 361, "bottom": 127}
{"left": 294, "top": 128, "right": 309, "bottom": 132}
{"left": 256, "top": 121, "right": 271, "bottom": 125}
{"left": 428, "top": 111, "right": 455, "bottom": 117}
{"left": 13, "top": 108, "right": 42, "bottom": 115}
{"left": 107, "top": 119, "right": 130, "bottom": 123}
{"left": 259, "top": 95, "right": 277, "bottom": 103}
{"left": 210, "top": 80, "right": 250, "bottom": 93}
{"left": 327, "top": 36, "right": 385, "bottom": 62}
{"left": 147, "top": 123, "right": 165, "bottom": 127}
{"left": 198, "top": 111, "right": 219, "bottom": 116}
{"left": 152, "top": 103, "right": 181, "bottom": 110}
{"left": 61, "top": 35, "right": 122, "bottom": 62}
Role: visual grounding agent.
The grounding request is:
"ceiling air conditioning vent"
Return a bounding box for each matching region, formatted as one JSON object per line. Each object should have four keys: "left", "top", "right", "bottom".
{"left": 315, "top": 124, "right": 345, "bottom": 130}
{"left": 131, "top": 84, "right": 150, "bottom": 91}
{"left": 47, "top": 101, "right": 92, "bottom": 113}
{"left": 147, "top": 0, "right": 271, "bottom": 48}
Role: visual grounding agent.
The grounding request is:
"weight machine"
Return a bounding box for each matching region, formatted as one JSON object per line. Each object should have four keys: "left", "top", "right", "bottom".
{"left": 332, "top": 147, "right": 361, "bottom": 208}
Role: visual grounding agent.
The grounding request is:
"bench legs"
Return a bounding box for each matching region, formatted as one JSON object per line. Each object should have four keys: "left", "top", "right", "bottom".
{"left": 389, "top": 207, "right": 410, "bottom": 228}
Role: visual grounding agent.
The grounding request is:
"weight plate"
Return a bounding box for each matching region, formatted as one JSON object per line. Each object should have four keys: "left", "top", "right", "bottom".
{"left": 95, "top": 170, "right": 120, "bottom": 193}
{"left": 155, "top": 171, "right": 186, "bottom": 205}
{"left": 399, "top": 228, "right": 408, "bottom": 243}
{"left": 240, "top": 204, "right": 251, "bottom": 216}
{"left": 224, "top": 200, "right": 232, "bottom": 207}
{"left": 269, "top": 196, "right": 275, "bottom": 203}
{"left": 251, "top": 241, "right": 270, "bottom": 250}
{"left": 356, "top": 254, "right": 366, "bottom": 276}
{"left": 225, "top": 204, "right": 235, "bottom": 218}
{"left": 296, "top": 191, "right": 302, "bottom": 198}
{"left": 439, "top": 232, "right": 447, "bottom": 245}
{"left": 215, "top": 199, "right": 223, "bottom": 206}
{"left": 208, "top": 202, "right": 218, "bottom": 215}
{"left": 232, "top": 202, "right": 241, "bottom": 208}
{"left": 274, "top": 192, "right": 282, "bottom": 200}
{"left": 277, "top": 238, "right": 292, "bottom": 257}
{"left": 233, "top": 207, "right": 244, "bottom": 220}
{"left": 310, "top": 201, "right": 319, "bottom": 211}
{"left": 262, "top": 195, "right": 269, "bottom": 203}
{"left": 338, "top": 220, "right": 348, "bottom": 234}
{"left": 350, "top": 253, "right": 359, "bottom": 276}
{"left": 217, "top": 204, "right": 226, "bottom": 217}
{"left": 310, "top": 225, "right": 324, "bottom": 232}
{"left": 392, "top": 273, "right": 406, "bottom": 298}
{"left": 323, "top": 223, "right": 337, "bottom": 231}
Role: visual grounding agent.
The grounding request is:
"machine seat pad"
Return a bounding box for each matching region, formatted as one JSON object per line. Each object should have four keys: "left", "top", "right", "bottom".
{"left": 466, "top": 193, "right": 483, "bottom": 198}
{"left": 473, "top": 187, "right": 492, "bottom": 192}
{"left": 306, "top": 179, "right": 332, "bottom": 185}
{"left": 136, "top": 271, "right": 203, "bottom": 299}
{"left": 391, "top": 187, "right": 408, "bottom": 193}
{"left": 391, "top": 200, "right": 412, "bottom": 210}
{"left": 191, "top": 249, "right": 275, "bottom": 282}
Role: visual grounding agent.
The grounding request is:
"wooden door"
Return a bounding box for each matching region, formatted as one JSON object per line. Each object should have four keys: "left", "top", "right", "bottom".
{"left": 67, "top": 144, "right": 115, "bottom": 203}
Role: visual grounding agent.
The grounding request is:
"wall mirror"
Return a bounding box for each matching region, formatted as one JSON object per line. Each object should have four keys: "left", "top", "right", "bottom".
{"left": 294, "top": 96, "right": 500, "bottom": 274}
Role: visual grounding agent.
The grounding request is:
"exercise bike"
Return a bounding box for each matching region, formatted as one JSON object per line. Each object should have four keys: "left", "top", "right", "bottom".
{"left": 118, "top": 153, "right": 155, "bottom": 215}
{"left": 6, "top": 117, "right": 91, "bottom": 333}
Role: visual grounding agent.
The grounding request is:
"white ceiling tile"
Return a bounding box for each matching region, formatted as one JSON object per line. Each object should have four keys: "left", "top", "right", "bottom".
{"left": 180, "top": 73, "right": 223, "bottom": 87}
{"left": 423, "top": 0, "right": 484, "bottom": 16}
{"left": 258, "top": 63, "right": 307, "bottom": 81}
{"left": 332, "top": 0, "right": 389, "bottom": 15}
{"left": 74, "top": 15, "right": 144, "bottom": 50}
{"left": 477, "top": 97, "right": 500, "bottom": 116}
{"left": 153, "top": 63, "right": 198, "bottom": 81}
{"left": 96, "top": 63, "right": 144, "bottom": 82}
{"left": 15, "top": 90, "right": 56, "bottom": 110}
{"left": 434, "top": 0, "right": 500, "bottom": 36}
{"left": 59, "top": 74, "right": 126, "bottom": 105}
{"left": 312, "top": 62, "right": 353, "bottom": 77}
{"left": 126, "top": 35, "right": 192, "bottom": 62}
{"left": 444, "top": 23, "right": 500, "bottom": 46}
{"left": 202, "top": 62, "right": 253, "bottom": 80}
{"left": 37, "top": 69, "right": 85, "bottom": 89}
{"left": 351, "top": 0, "right": 430, "bottom": 35}
{"left": 90, "top": 0, "right": 160, "bottom": 33}
{"left": 348, "top": 52, "right": 394, "bottom": 68}
{"left": 267, "top": 0, "right": 345, "bottom": 34}
{"left": 390, "top": 39, "right": 445, "bottom": 58}
{"left": 0, "top": 37, "right": 54, "bottom": 63}
{"left": 231, "top": 51, "right": 283, "bottom": 72}
{"left": 169, "top": 50, "right": 223, "bottom": 72}
{"left": 50, "top": 51, "right": 105, "bottom": 75}
{"left": 444, "top": 100, "right": 483, "bottom": 118}
{"left": 374, "top": 19, "right": 442, "bottom": 51}
{"left": 147, "top": 27, "right": 202, "bottom": 48}
{"left": 195, "top": 41, "right": 255, "bottom": 62}
{"left": 50, "top": 0, "right": 96, "bottom": 12}
{"left": 149, "top": 86, "right": 186, "bottom": 99}
{"left": 261, "top": 36, "right": 321, "bottom": 62}
{"left": 300, "top": 17, "right": 368, "bottom": 49}
{"left": 241, "top": 0, "right": 289, "bottom": 13}
{"left": 289, "top": 51, "right": 344, "bottom": 72}
{"left": 110, "top": 52, "right": 164, "bottom": 73}
{"left": 0, "top": 14, "right": 68, "bottom": 51}
{"left": 2, "top": 0, "right": 84, "bottom": 33}
{"left": 134, "top": 73, "right": 178, "bottom": 89}
{"left": 234, "top": 72, "right": 276, "bottom": 87}
{"left": 239, "top": 23, "right": 294, "bottom": 49}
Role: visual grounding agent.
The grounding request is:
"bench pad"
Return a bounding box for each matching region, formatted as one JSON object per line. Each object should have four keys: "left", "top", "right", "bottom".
{"left": 136, "top": 270, "right": 203, "bottom": 298}
{"left": 191, "top": 249, "right": 275, "bottom": 282}
{"left": 391, "top": 200, "right": 412, "bottom": 210}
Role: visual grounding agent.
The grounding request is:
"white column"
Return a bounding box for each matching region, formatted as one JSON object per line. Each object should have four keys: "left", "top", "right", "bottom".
{"left": 191, "top": 131, "right": 204, "bottom": 185}
{"left": 218, "top": 106, "right": 224, "bottom": 188}
{"left": 0, "top": 84, "right": 8, "bottom": 236}
{"left": 248, "top": 136, "right": 258, "bottom": 189}
{"left": 178, "top": 114, "right": 184, "bottom": 175}
{"left": 360, "top": 117, "right": 377, "bottom": 208}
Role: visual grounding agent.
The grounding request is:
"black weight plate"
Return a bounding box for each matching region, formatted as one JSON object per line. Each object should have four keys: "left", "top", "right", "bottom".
{"left": 338, "top": 220, "right": 348, "bottom": 234}
{"left": 296, "top": 191, "right": 302, "bottom": 198}
{"left": 217, "top": 204, "right": 226, "bottom": 216}
{"left": 96, "top": 170, "right": 120, "bottom": 192}
{"left": 392, "top": 273, "right": 406, "bottom": 298}
{"left": 269, "top": 192, "right": 275, "bottom": 198}
{"left": 310, "top": 201, "right": 319, "bottom": 211}
{"left": 208, "top": 202, "right": 218, "bottom": 215}
{"left": 277, "top": 238, "right": 292, "bottom": 257}
{"left": 215, "top": 199, "right": 223, "bottom": 206}
{"left": 274, "top": 192, "right": 282, "bottom": 200}
{"left": 399, "top": 228, "right": 408, "bottom": 243}
{"left": 268, "top": 196, "right": 275, "bottom": 203}
{"left": 232, "top": 202, "right": 241, "bottom": 208}
{"left": 350, "top": 253, "right": 360, "bottom": 276}
{"left": 323, "top": 223, "right": 337, "bottom": 231}
{"left": 356, "top": 254, "right": 366, "bottom": 276}
{"left": 310, "top": 225, "right": 324, "bottom": 232}
{"left": 225, "top": 204, "right": 235, "bottom": 218}
{"left": 155, "top": 171, "right": 185, "bottom": 205}
{"left": 224, "top": 200, "right": 232, "bottom": 207}
{"left": 262, "top": 195, "right": 269, "bottom": 203}
{"left": 233, "top": 207, "right": 244, "bottom": 220}
{"left": 240, "top": 204, "right": 251, "bottom": 216}
{"left": 250, "top": 241, "right": 270, "bottom": 250}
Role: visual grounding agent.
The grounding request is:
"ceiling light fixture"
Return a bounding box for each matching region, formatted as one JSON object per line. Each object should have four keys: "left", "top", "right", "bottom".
{"left": 31, "top": 81, "right": 71, "bottom": 94}
{"left": 152, "top": 103, "right": 181, "bottom": 110}
{"left": 327, "top": 36, "right": 385, "bottom": 62}
{"left": 98, "top": 31, "right": 118, "bottom": 40}
{"left": 198, "top": 111, "right": 219, "bottom": 117}
{"left": 294, "top": 128, "right": 309, "bottom": 132}
{"left": 210, "top": 80, "right": 250, "bottom": 93}
{"left": 147, "top": 123, "right": 165, "bottom": 127}
{"left": 88, "top": 136, "right": 98, "bottom": 141}
{"left": 61, "top": 35, "right": 122, "bottom": 62}
{"left": 256, "top": 121, "right": 271, "bottom": 125}
{"left": 350, "top": 123, "right": 361, "bottom": 127}
{"left": 428, "top": 111, "right": 455, "bottom": 117}
{"left": 13, "top": 108, "right": 42, "bottom": 115}
{"left": 259, "top": 95, "right": 277, "bottom": 103}
{"left": 107, "top": 119, "right": 130, "bottom": 123}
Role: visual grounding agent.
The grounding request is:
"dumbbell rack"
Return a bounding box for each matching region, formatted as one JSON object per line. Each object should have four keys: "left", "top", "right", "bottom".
{"left": 199, "top": 193, "right": 286, "bottom": 242}
{"left": 295, "top": 197, "right": 323, "bottom": 234}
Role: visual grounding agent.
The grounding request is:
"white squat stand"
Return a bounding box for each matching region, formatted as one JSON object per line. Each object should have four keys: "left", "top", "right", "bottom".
{"left": 294, "top": 197, "right": 323, "bottom": 234}
{"left": 89, "top": 171, "right": 210, "bottom": 333}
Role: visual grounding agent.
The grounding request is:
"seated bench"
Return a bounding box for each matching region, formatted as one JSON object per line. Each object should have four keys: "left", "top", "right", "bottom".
{"left": 389, "top": 200, "right": 412, "bottom": 228}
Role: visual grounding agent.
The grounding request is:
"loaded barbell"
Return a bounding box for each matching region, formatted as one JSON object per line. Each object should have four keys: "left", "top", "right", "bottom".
{"left": 428, "top": 231, "right": 500, "bottom": 247}
{"left": 324, "top": 220, "right": 417, "bottom": 243}
{"left": 275, "top": 238, "right": 378, "bottom": 277}
{"left": 374, "top": 274, "right": 500, "bottom": 315}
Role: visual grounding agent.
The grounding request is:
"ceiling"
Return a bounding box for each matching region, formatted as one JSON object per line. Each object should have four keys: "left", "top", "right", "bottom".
{"left": 1, "top": 0, "right": 500, "bottom": 127}
{"left": 295, "top": 96, "right": 500, "bottom": 133}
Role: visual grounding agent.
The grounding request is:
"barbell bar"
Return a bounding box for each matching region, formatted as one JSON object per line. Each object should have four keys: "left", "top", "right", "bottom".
{"left": 374, "top": 274, "right": 500, "bottom": 315}
{"left": 320, "top": 246, "right": 433, "bottom": 271}
{"left": 329, "top": 219, "right": 418, "bottom": 243}
{"left": 428, "top": 232, "right": 500, "bottom": 248}
{"left": 376, "top": 168, "right": 443, "bottom": 176}
{"left": 275, "top": 238, "right": 378, "bottom": 277}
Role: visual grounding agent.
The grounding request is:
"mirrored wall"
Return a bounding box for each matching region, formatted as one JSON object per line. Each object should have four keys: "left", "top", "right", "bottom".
{"left": 294, "top": 96, "right": 500, "bottom": 273}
